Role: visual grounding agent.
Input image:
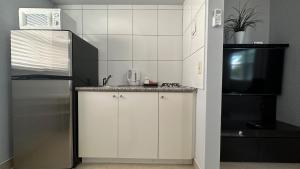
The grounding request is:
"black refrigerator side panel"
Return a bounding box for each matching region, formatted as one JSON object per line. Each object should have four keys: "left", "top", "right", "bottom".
{"left": 72, "top": 33, "right": 98, "bottom": 87}
{"left": 71, "top": 33, "right": 98, "bottom": 167}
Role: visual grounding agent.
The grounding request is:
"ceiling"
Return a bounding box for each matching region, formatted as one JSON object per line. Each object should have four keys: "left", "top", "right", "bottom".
{"left": 51, "top": 0, "right": 185, "bottom": 5}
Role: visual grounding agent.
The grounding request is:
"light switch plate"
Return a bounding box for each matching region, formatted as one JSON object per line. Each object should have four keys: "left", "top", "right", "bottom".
{"left": 197, "top": 62, "right": 202, "bottom": 75}
{"left": 212, "top": 9, "right": 222, "bottom": 27}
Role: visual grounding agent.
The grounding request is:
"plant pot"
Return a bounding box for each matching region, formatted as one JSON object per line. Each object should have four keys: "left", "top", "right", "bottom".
{"left": 234, "top": 31, "right": 246, "bottom": 44}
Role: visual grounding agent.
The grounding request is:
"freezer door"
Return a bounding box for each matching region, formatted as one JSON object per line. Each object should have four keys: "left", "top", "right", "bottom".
{"left": 11, "top": 30, "right": 72, "bottom": 76}
{"left": 12, "top": 79, "right": 73, "bottom": 169}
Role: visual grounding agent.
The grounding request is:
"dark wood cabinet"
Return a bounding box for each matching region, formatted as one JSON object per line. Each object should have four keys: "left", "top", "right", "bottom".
{"left": 221, "top": 136, "right": 300, "bottom": 163}
{"left": 221, "top": 138, "right": 259, "bottom": 162}
{"left": 258, "top": 138, "right": 300, "bottom": 162}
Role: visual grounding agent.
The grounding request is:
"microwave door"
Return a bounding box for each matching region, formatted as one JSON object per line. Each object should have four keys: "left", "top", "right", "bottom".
{"left": 11, "top": 30, "right": 72, "bottom": 76}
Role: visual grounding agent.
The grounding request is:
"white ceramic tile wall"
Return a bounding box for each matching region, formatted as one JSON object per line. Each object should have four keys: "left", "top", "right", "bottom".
{"left": 108, "top": 10, "right": 132, "bottom": 34}
{"left": 61, "top": 5, "right": 183, "bottom": 86}
{"left": 133, "top": 36, "right": 157, "bottom": 60}
{"left": 108, "top": 35, "right": 133, "bottom": 60}
{"left": 182, "top": 0, "right": 205, "bottom": 88}
{"left": 83, "top": 10, "right": 107, "bottom": 34}
{"left": 158, "top": 36, "right": 182, "bottom": 60}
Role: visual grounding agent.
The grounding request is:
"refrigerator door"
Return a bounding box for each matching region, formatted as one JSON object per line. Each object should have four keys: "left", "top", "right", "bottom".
{"left": 12, "top": 79, "right": 73, "bottom": 169}
{"left": 11, "top": 30, "right": 72, "bottom": 76}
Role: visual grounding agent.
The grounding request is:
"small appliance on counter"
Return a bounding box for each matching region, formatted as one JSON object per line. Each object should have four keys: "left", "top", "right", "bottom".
{"left": 143, "top": 76, "right": 158, "bottom": 87}
{"left": 127, "top": 69, "right": 141, "bottom": 86}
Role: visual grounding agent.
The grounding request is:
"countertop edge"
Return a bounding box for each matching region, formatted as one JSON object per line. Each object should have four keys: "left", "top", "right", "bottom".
{"left": 75, "top": 87, "right": 197, "bottom": 93}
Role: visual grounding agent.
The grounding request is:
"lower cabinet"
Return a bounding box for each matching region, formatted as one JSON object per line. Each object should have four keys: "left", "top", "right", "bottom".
{"left": 159, "top": 93, "right": 194, "bottom": 159}
{"left": 78, "top": 91, "right": 195, "bottom": 160}
{"left": 118, "top": 92, "right": 158, "bottom": 158}
{"left": 78, "top": 92, "right": 118, "bottom": 158}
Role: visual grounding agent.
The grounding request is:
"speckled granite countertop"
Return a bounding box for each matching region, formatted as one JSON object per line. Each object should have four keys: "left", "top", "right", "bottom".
{"left": 76, "top": 86, "right": 197, "bottom": 93}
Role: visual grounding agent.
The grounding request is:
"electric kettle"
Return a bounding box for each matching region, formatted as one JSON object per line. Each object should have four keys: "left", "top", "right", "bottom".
{"left": 127, "top": 69, "right": 141, "bottom": 86}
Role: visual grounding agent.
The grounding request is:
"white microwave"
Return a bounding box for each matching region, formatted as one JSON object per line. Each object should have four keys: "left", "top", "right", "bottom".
{"left": 19, "top": 8, "right": 62, "bottom": 30}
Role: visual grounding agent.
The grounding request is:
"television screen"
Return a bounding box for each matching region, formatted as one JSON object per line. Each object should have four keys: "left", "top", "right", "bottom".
{"left": 223, "top": 48, "right": 285, "bottom": 94}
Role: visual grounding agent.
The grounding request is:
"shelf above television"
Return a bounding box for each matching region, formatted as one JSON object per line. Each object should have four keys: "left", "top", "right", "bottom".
{"left": 224, "top": 44, "right": 289, "bottom": 49}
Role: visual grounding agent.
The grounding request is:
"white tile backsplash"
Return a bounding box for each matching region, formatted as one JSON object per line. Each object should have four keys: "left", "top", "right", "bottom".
{"left": 133, "top": 10, "right": 157, "bottom": 35}
{"left": 132, "top": 5, "right": 158, "bottom": 9}
{"left": 108, "top": 10, "right": 132, "bottom": 34}
{"left": 182, "top": 0, "right": 206, "bottom": 89}
{"left": 133, "top": 61, "right": 158, "bottom": 82}
{"left": 158, "top": 10, "right": 183, "bottom": 35}
{"left": 108, "top": 5, "right": 132, "bottom": 9}
{"left": 191, "top": 7, "right": 205, "bottom": 54}
{"left": 158, "top": 36, "right": 182, "bottom": 60}
{"left": 108, "top": 61, "right": 132, "bottom": 86}
{"left": 108, "top": 35, "right": 132, "bottom": 60}
{"left": 133, "top": 36, "right": 157, "bottom": 60}
{"left": 183, "top": 26, "right": 191, "bottom": 59}
{"left": 83, "top": 35, "right": 108, "bottom": 60}
{"left": 158, "top": 5, "right": 183, "bottom": 10}
{"left": 158, "top": 61, "right": 182, "bottom": 84}
{"left": 191, "top": 0, "right": 205, "bottom": 19}
{"left": 82, "top": 5, "right": 107, "bottom": 9}
{"left": 62, "top": 10, "right": 82, "bottom": 35}
{"left": 99, "top": 61, "right": 108, "bottom": 85}
{"left": 182, "top": 48, "right": 204, "bottom": 88}
{"left": 83, "top": 10, "right": 107, "bottom": 34}
{"left": 183, "top": 0, "right": 192, "bottom": 31}
{"left": 62, "top": 5, "right": 183, "bottom": 85}
{"left": 59, "top": 5, "right": 82, "bottom": 9}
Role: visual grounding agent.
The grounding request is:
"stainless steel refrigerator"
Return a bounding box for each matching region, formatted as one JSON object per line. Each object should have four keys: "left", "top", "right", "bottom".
{"left": 11, "top": 30, "right": 98, "bottom": 169}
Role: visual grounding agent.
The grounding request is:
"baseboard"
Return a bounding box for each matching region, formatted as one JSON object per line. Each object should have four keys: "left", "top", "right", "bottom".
{"left": 193, "top": 159, "right": 201, "bottom": 169}
{"left": 82, "top": 158, "right": 193, "bottom": 164}
{"left": 0, "top": 159, "right": 13, "bottom": 169}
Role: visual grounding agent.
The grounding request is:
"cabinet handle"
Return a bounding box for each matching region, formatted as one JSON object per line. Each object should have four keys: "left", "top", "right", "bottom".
{"left": 112, "top": 95, "right": 117, "bottom": 98}
{"left": 160, "top": 96, "right": 165, "bottom": 99}
{"left": 120, "top": 95, "right": 124, "bottom": 98}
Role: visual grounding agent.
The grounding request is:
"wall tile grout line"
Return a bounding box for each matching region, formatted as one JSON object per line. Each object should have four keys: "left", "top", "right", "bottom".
{"left": 65, "top": 6, "right": 183, "bottom": 85}
{"left": 157, "top": 8, "right": 159, "bottom": 83}
{"left": 106, "top": 7, "right": 109, "bottom": 84}
{"left": 131, "top": 7, "right": 134, "bottom": 70}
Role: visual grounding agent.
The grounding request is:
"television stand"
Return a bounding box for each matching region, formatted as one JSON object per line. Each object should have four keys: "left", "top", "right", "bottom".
{"left": 221, "top": 121, "right": 300, "bottom": 163}
{"left": 246, "top": 121, "right": 276, "bottom": 129}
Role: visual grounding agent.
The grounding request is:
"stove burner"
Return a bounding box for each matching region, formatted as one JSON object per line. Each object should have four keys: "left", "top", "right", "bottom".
{"left": 161, "top": 83, "right": 181, "bottom": 88}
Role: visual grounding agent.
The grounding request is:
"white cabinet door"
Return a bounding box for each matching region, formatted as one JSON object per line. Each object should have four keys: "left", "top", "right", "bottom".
{"left": 118, "top": 92, "right": 159, "bottom": 159}
{"left": 159, "top": 92, "right": 194, "bottom": 159}
{"left": 78, "top": 92, "right": 118, "bottom": 158}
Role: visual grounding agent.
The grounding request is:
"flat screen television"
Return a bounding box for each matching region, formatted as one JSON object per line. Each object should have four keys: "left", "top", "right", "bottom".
{"left": 223, "top": 46, "right": 286, "bottom": 94}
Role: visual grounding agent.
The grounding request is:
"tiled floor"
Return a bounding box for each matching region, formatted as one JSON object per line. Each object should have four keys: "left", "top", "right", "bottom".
{"left": 76, "top": 163, "right": 300, "bottom": 169}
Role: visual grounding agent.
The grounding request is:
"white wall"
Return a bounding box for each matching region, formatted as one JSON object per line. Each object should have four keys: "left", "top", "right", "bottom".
{"left": 60, "top": 5, "right": 183, "bottom": 86}
{"left": 182, "top": 0, "right": 223, "bottom": 169}
{"left": 270, "top": 0, "right": 300, "bottom": 127}
{"left": 0, "top": 0, "right": 53, "bottom": 164}
{"left": 182, "top": 0, "right": 205, "bottom": 88}
{"left": 224, "top": 0, "right": 270, "bottom": 44}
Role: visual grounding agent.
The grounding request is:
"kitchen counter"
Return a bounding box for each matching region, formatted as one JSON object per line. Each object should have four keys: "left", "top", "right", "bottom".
{"left": 76, "top": 86, "right": 197, "bottom": 93}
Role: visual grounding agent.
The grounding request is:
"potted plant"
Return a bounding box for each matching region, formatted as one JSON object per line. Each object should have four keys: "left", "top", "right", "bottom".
{"left": 225, "top": 1, "right": 261, "bottom": 44}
